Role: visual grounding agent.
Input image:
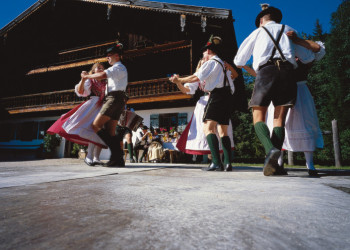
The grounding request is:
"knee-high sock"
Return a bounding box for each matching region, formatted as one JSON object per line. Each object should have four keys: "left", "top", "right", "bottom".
{"left": 206, "top": 134, "right": 221, "bottom": 165}
{"left": 271, "top": 127, "right": 285, "bottom": 150}
{"left": 304, "top": 151, "right": 315, "bottom": 170}
{"left": 97, "top": 128, "right": 114, "bottom": 149}
{"left": 254, "top": 122, "right": 274, "bottom": 155}
{"left": 93, "top": 146, "right": 102, "bottom": 161}
{"left": 127, "top": 143, "right": 134, "bottom": 159}
{"left": 86, "top": 143, "right": 95, "bottom": 161}
{"left": 221, "top": 136, "right": 232, "bottom": 164}
{"left": 278, "top": 150, "right": 284, "bottom": 166}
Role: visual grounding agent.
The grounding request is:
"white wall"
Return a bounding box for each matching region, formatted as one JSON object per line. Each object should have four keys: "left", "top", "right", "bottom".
{"left": 99, "top": 106, "right": 195, "bottom": 160}
{"left": 135, "top": 106, "right": 195, "bottom": 127}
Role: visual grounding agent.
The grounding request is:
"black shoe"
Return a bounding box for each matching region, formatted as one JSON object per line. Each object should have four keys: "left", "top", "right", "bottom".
{"left": 308, "top": 169, "right": 319, "bottom": 176}
{"left": 263, "top": 148, "right": 280, "bottom": 176}
{"left": 273, "top": 165, "right": 288, "bottom": 175}
{"left": 92, "top": 160, "right": 104, "bottom": 166}
{"left": 224, "top": 164, "right": 233, "bottom": 172}
{"left": 129, "top": 158, "right": 136, "bottom": 163}
{"left": 202, "top": 163, "right": 224, "bottom": 171}
{"left": 84, "top": 159, "right": 95, "bottom": 167}
{"left": 104, "top": 159, "right": 124, "bottom": 168}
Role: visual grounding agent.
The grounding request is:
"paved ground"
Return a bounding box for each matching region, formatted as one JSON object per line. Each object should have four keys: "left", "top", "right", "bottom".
{"left": 0, "top": 159, "right": 350, "bottom": 250}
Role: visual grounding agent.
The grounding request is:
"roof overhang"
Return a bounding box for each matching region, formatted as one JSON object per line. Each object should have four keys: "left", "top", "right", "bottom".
{"left": 0, "top": 0, "right": 232, "bottom": 37}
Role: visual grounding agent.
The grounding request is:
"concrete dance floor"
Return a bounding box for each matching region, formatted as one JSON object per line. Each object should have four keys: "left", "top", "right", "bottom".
{"left": 0, "top": 159, "right": 349, "bottom": 250}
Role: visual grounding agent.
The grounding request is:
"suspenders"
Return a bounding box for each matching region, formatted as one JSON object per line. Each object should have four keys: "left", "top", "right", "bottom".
{"left": 261, "top": 24, "right": 287, "bottom": 70}
{"left": 211, "top": 59, "right": 229, "bottom": 88}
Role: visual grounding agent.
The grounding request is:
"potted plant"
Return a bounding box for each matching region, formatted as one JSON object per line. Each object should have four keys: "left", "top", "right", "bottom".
{"left": 43, "top": 133, "right": 62, "bottom": 158}
{"left": 71, "top": 143, "right": 87, "bottom": 159}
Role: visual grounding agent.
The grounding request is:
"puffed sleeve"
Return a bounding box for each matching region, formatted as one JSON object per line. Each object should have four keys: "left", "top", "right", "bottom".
{"left": 184, "top": 82, "right": 199, "bottom": 95}
{"left": 314, "top": 41, "right": 326, "bottom": 62}
{"left": 75, "top": 79, "right": 92, "bottom": 97}
{"left": 295, "top": 44, "right": 315, "bottom": 64}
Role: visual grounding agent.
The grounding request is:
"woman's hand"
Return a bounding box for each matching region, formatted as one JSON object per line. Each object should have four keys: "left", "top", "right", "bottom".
{"left": 169, "top": 74, "right": 181, "bottom": 84}
{"left": 81, "top": 71, "right": 88, "bottom": 79}
{"left": 286, "top": 31, "right": 299, "bottom": 42}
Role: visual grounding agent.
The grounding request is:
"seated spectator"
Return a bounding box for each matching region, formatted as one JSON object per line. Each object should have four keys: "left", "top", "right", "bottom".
{"left": 133, "top": 125, "right": 151, "bottom": 163}
{"left": 162, "top": 131, "right": 172, "bottom": 143}
{"left": 173, "top": 131, "right": 180, "bottom": 143}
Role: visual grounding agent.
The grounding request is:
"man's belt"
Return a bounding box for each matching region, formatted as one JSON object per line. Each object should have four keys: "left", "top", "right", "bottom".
{"left": 258, "top": 58, "right": 291, "bottom": 71}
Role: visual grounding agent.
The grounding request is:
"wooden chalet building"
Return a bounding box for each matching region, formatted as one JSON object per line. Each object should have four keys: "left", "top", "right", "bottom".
{"left": 0, "top": 0, "right": 242, "bottom": 159}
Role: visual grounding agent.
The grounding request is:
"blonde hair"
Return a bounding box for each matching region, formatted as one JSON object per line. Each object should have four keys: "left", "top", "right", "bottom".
{"left": 195, "top": 59, "right": 204, "bottom": 72}
{"left": 89, "top": 63, "right": 104, "bottom": 74}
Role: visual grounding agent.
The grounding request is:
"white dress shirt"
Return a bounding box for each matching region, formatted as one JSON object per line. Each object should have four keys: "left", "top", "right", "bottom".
{"left": 194, "top": 55, "right": 235, "bottom": 93}
{"left": 234, "top": 21, "right": 309, "bottom": 71}
{"left": 104, "top": 61, "right": 128, "bottom": 94}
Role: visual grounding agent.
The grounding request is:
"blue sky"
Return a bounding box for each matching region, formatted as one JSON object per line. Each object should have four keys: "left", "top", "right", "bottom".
{"left": 0, "top": 0, "right": 343, "bottom": 45}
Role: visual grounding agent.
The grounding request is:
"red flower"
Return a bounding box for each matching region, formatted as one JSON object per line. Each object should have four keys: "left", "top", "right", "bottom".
{"left": 207, "top": 42, "right": 211, "bottom": 46}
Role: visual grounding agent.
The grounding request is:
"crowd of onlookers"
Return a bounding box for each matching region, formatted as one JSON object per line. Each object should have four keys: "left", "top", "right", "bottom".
{"left": 130, "top": 124, "right": 182, "bottom": 163}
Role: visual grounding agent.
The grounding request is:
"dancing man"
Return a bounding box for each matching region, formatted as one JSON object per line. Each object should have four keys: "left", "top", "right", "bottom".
{"left": 170, "top": 36, "right": 235, "bottom": 171}
{"left": 81, "top": 42, "right": 128, "bottom": 167}
{"left": 234, "top": 4, "right": 308, "bottom": 176}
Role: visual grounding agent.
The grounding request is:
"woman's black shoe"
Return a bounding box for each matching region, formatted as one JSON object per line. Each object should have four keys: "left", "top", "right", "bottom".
{"left": 308, "top": 169, "right": 319, "bottom": 176}
{"left": 202, "top": 163, "right": 224, "bottom": 171}
{"left": 224, "top": 164, "right": 233, "bottom": 172}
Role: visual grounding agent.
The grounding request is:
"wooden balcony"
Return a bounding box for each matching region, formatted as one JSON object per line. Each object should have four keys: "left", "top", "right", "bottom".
{"left": 1, "top": 77, "right": 191, "bottom": 114}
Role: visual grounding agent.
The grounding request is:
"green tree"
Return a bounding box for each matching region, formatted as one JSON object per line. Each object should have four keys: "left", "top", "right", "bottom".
{"left": 308, "top": 0, "right": 350, "bottom": 164}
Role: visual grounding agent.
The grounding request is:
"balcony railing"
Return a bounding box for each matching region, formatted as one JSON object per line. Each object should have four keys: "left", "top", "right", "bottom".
{"left": 1, "top": 77, "right": 191, "bottom": 114}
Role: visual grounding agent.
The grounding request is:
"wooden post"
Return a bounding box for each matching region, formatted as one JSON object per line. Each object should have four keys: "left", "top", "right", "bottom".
{"left": 288, "top": 151, "right": 294, "bottom": 166}
{"left": 332, "top": 119, "right": 342, "bottom": 167}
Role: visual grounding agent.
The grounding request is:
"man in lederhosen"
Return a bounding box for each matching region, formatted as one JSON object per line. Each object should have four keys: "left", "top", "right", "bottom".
{"left": 234, "top": 4, "right": 308, "bottom": 176}
{"left": 81, "top": 42, "right": 128, "bottom": 167}
{"left": 170, "top": 36, "right": 235, "bottom": 171}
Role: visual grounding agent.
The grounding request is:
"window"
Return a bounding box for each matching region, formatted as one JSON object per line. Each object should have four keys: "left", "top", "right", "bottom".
{"left": 150, "top": 113, "right": 187, "bottom": 132}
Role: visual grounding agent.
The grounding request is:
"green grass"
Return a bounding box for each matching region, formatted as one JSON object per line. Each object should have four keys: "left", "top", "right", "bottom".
{"left": 232, "top": 162, "right": 350, "bottom": 170}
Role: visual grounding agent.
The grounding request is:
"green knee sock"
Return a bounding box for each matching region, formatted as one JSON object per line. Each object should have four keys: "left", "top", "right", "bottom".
{"left": 254, "top": 122, "right": 274, "bottom": 155}
{"left": 221, "top": 136, "right": 232, "bottom": 164}
{"left": 127, "top": 143, "right": 134, "bottom": 159}
{"left": 206, "top": 134, "right": 221, "bottom": 165}
{"left": 271, "top": 127, "right": 285, "bottom": 150}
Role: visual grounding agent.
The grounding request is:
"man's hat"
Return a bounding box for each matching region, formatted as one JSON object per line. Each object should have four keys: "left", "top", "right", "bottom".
{"left": 106, "top": 42, "right": 124, "bottom": 56}
{"left": 201, "top": 35, "right": 223, "bottom": 55}
{"left": 255, "top": 3, "right": 282, "bottom": 28}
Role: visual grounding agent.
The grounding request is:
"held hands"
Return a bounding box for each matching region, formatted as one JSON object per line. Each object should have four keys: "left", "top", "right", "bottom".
{"left": 81, "top": 71, "right": 88, "bottom": 80}
{"left": 169, "top": 74, "right": 181, "bottom": 84}
{"left": 286, "top": 31, "right": 299, "bottom": 42}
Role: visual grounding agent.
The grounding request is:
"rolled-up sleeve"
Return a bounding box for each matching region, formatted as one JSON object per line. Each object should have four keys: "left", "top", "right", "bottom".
{"left": 234, "top": 30, "right": 257, "bottom": 67}
{"left": 105, "top": 65, "right": 127, "bottom": 81}
{"left": 75, "top": 79, "right": 91, "bottom": 97}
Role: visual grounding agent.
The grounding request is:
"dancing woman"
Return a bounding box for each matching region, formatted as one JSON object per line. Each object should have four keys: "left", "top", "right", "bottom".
{"left": 266, "top": 33, "right": 326, "bottom": 176}
{"left": 47, "top": 63, "right": 107, "bottom": 166}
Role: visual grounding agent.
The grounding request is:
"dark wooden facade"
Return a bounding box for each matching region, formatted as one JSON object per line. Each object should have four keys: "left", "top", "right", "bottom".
{"left": 0, "top": 0, "right": 241, "bottom": 152}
